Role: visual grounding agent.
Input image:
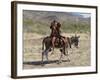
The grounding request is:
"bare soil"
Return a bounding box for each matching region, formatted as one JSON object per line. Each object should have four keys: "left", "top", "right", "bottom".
{"left": 23, "top": 33, "right": 91, "bottom": 69}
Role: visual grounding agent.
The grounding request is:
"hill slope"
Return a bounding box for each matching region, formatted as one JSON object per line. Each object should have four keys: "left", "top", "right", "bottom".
{"left": 23, "top": 10, "right": 91, "bottom": 34}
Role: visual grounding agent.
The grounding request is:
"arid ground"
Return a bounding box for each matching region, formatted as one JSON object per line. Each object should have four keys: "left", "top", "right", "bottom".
{"left": 23, "top": 33, "right": 91, "bottom": 69}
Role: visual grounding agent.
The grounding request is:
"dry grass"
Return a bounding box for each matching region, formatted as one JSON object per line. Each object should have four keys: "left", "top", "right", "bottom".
{"left": 23, "top": 33, "right": 91, "bottom": 69}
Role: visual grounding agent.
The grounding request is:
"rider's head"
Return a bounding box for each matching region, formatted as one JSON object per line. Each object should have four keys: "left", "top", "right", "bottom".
{"left": 53, "top": 20, "right": 57, "bottom": 23}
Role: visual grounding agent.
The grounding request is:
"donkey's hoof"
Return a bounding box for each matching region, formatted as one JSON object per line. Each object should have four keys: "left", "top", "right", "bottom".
{"left": 41, "top": 62, "right": 45, "bottom": 66}
{"left": 67, "top": 59, "right": 70, "bottom": 62}
{"left": 57, "top": 61, "right": 62, "bottom": 64}
{"left": 41, "top": 64, "right": 45, "bottom": 66}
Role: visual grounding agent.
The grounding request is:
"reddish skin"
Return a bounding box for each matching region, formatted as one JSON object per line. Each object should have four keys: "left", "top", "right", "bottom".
{"left": 50, "top": 21, "right": 67, "bottom": 53}
{"left": 50, "top": 21, "right": 57, "bottom": 52}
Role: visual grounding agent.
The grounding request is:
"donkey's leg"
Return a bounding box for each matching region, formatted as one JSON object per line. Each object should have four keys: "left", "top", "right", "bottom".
{"left": 41, "top": 49, "right": 49, "bottom": 66}
{"left": 62, "top": 48, "right": 70, "bottom": 62}
{"left": 51, "top": 37, "right": 56, "bottom": 54}
{"left": 64, "top": 46, "right": 67, "bottom": 55}
{"left": 65, "top": 48, "right": 70, "bottom": 62}
{"left": 45, "top": 53, "right": 49, "bottom": 63}
{"left": 66, "top": 55, "right": 70, "bottom": 62}
{"left": 51, "top": 46, "right": 54, "bottom": 55}
{"left": 45, "top": 50, "right": 49, "bottom": 62}
{"left": 57, "top": 49, "right": 63, "bottom": 64}
{"left": 61, "top": 37, "right": 68, "bottom": 56}
{"left": 51, "top": 48, "right": 55, "bottom": 55}
{"left": 41, "top": 51, "right": 45, "bottom": 66}
{"left": 65, "top": 47, "right": 69, "bottom": 56}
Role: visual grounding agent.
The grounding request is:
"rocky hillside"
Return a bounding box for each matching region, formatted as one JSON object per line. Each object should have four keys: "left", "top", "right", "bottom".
{"left": 23, "top": 10, "right": 91, "bottom": 34}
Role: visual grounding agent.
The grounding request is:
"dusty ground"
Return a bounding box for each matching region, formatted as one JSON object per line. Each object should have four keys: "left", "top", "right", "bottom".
{"left": 23, "top": 33, "right": 91, "bottom": 69}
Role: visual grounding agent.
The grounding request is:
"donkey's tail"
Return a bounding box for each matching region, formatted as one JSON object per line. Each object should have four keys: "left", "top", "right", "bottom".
{"left": 42, "top": 39, "right": 44, "bottom": 50}
{"left": 42, "top": 37, "right": 46, "bottom": 51}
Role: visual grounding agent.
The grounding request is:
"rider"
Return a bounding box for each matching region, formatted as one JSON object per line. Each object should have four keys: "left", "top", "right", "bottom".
{"left": 50, "top": 20, "right": 65, "bottom": 53}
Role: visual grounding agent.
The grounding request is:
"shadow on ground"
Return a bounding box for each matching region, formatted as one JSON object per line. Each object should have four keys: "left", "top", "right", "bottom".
{"left": 23, "top": 60, "right": 70, "bottom": 66}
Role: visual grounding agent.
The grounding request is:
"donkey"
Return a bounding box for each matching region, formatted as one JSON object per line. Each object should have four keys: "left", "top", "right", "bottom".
{"left": 41, "top": 36, "right": 71, "bottom": 64}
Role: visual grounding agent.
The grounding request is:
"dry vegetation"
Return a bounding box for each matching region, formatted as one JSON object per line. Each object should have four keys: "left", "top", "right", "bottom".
{"left": 23, "top": 10, "right": 91, "bottom": 69}
{"left": 23, "top": 33, "right": 91, "bottom": 69}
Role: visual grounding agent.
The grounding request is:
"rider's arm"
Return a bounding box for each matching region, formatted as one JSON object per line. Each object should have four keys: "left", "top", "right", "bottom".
{"left": 50, "top": 22, "right": 53, "bottom": 29}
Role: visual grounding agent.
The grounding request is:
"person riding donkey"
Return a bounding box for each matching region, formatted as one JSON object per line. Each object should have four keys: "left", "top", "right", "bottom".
{"left": 50, "top": 20, "right": 67, "bottom": 54}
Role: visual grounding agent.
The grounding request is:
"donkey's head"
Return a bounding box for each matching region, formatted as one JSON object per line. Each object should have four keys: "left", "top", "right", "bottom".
{"left": 71, "top": 34, "right": 80, "bottom": 48}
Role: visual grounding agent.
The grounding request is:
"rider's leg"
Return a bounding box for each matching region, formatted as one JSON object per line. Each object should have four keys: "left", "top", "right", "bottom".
{"left": 60, "top": 37, "right": 67, "bottom": 55}
{"left": 60, "top": 37, "right": 67, "bottom": 45}
{"left": 52, "top": 36, "right": 56, "bottom": 54}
